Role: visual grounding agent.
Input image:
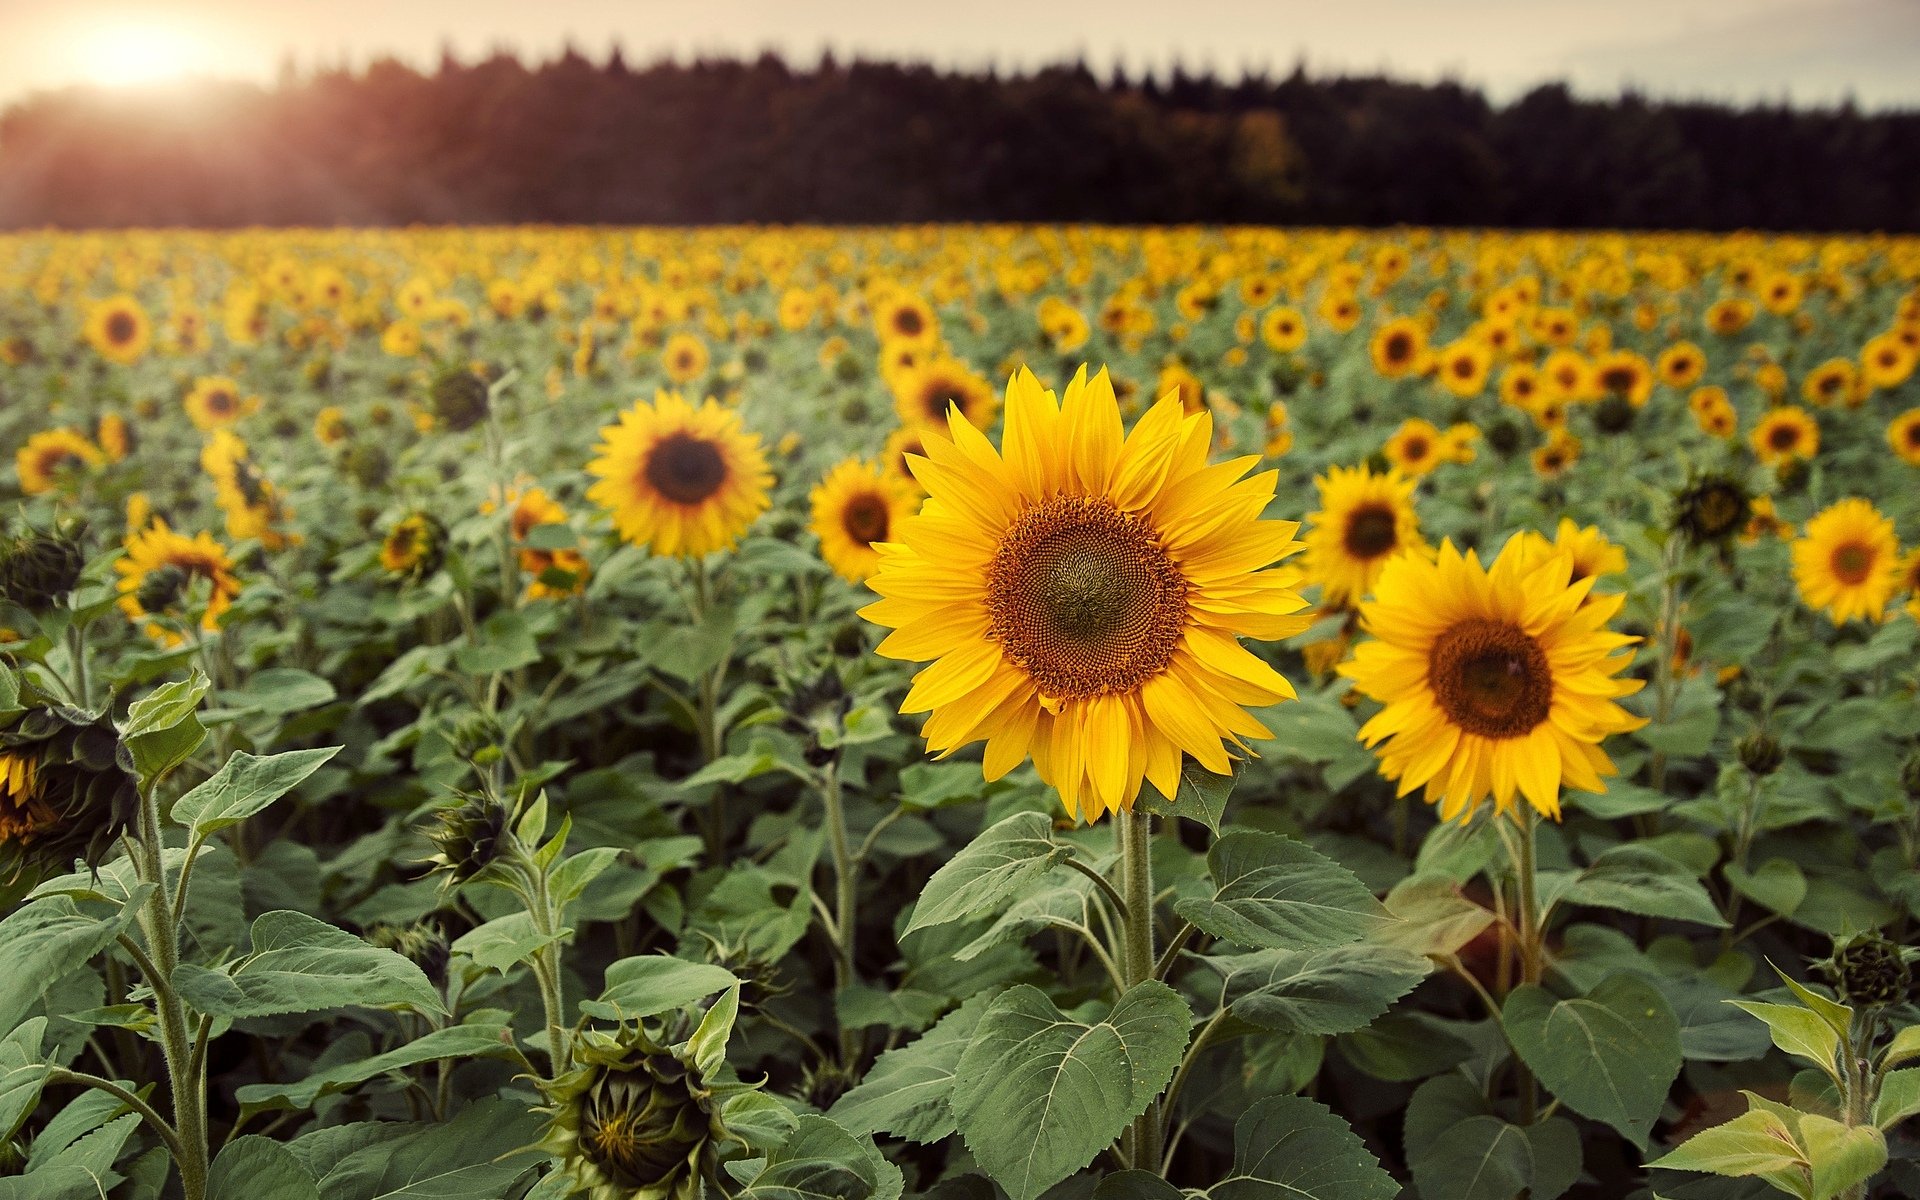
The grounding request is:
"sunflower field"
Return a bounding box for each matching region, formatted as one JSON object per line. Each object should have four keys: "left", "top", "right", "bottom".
{"left": 2, "top": 225, "right": 1920, "bottom": 1200}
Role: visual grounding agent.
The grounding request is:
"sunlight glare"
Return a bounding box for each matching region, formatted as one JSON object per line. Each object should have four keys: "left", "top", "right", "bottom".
{"left": 73, "top": 19, "right": 217, "bottom": 88}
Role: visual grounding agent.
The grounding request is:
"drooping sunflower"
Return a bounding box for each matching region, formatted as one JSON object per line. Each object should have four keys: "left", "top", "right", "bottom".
{"left": 1369, "top": 317, "right": 1427, "bottom": 379}
{"left": 114, "top": 519, "right": 243, "bottom": 643}
{"left": 891, "top": 357, "right": 998, "bottom": 430}
{"left": 808, "top": 459, "right": 920, "bottom": 583}
{"left": 15, "top": 429, "right": 106, "bottom": 496}
{"left": 1887, "top": 409, "right": 1920, "bottom": 467}
{"left": 1383, "top": 418, "right": 1444, "bottom": 477}
{"left": 380, "top": 512, "right": 447, "bottom": 581}
{"left": 1302, "top": 465, "right": 1427, "bottom": 607}
{"left": 1750, "top": 405, "right": 1820, "bottom": 468}
{"left": 84, "top": 294, "right": 151, "bottom": 365}
{"left": 861, "top": 366, "right": 1311, "bottom": 823}
{"left": 1791, "top": 498, "right": 1902, "bottom": 625}
{"left": 1339, "top": 537, "right": 1646, "bottom": 823}
{"left": 586, "top": 392, "right": 772, "bottom": 559}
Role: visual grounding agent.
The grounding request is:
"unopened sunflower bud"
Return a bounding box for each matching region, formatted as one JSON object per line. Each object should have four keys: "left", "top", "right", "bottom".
{"left": 1594, "top": 394, "right": 1636, "bottom": 434}
{"left": 0, "top": 526, "right": 85, "bottom": 611}
{"left": 1818, "top": 934, "right": 1912, "bottom": 1009}
{"left": 134, "top": 563, "right": 188, "bottom": 616}
{"left": 430, "top": 367, "right": 490, "bottom": 432}
{"left": 423, "top": 792, "right": 512, "bottom": 885}
{"left": 1737, "top": 732, "right": 1784, "bottom": 777}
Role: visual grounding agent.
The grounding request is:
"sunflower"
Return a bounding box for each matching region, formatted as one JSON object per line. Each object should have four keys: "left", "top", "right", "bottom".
{"left": 114, "top": 519, "right": 243, "bottom": 643}
{"left": 860, "top": 366, "right": 1310, "bottom": 823}
{"left": 1750, "top": 405, "right": 1819, "bottom": 468}
{"left": 1540, "top": 350, "right": 1594, "bottom": 403}
{"left": 1520, "top": 519, "right": 1626, "bottom": 587}
{"left": 1705, "top": 298, "right": 1754, "bottom": 337}
{"left": 1339, "top": 537, "right": 1646, "bottom": 823}
{"left": 1383, "top": 418, "right": 1444, "bottom": 477}
{"left": 1037, "top": 298, "right": 1091, "bottom": 353}
{"left": 1803, "top": 358, "right": 1860, "bottom": 408}
{"left": 1656, "top": 342, "right": 1706, "bottom": 389}
{"left": 1369, "top": 317, "right": 1426, "bottom": 379}
{"left": 1499, "top": 364, "right": 1544, "bottom": 409}
{"left": 1260, "top": 306, "right": 1308, "bottom": 353}
{"left": 1791, "top": 498, "right": 1902, "bottom": 624}
{"left": 183, "top": 376, "right": 252, "bottom": 430}
{"left": 1863, "top": 333, "right": 1917, "bottom": 392}
{"left": 1889, "top": 409, "right": 1920, "bottom": 467}
{"left": 1157, "top": 360, "right": 1206, "bottom": 415}
{"left": 1688, "top": 386, "right": 1737, "bottom": 438}
{"left": 1901, "top": 550, "right": 1920, "bottom": 623}
{"left": 314, "top": 406, "right": 349, "bottom": 446}
{"left": 380, "top": 513, "right": 447, "bottom": 581}
{"left": 1593, "top": 350, "right": 1654, "bottom": 407}
{"left": 586, "top": 391, "right": 772, "bottom": 559}
{"left": 874, "top": 291, "right": 939, "bottom": 348}
{"left": 809, "top": 459, "right": 920, "bottom": 583}
{"left": 1435, "top": 339, "right": 1492, "bottom": 398}
{"left": 661, "top": 333, "right": 709, "bottom": 384}
{"left": 1318, "top": 290, "right": 1362, "bottom": 333}
{"left": 1531, "top": 431, "right": 1581, "bottom": 479}
{"left": 1302, "top": 466, "right": 1427, "bottom": 606}
{"left": 84, "top": 295, "right": 151, "bottom": 365}
{"left": 15, "top": 429, "right": 105, "bottom": 496}
{"left": 882, "top": 425, "right": 938, "bottom": 490}
{"left": 892, "top": 357, "right": 997, "bottom": 430}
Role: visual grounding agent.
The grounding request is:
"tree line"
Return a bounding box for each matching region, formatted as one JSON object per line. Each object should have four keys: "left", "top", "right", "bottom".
{"left": 1, "top": 50, "right": 1915, "bottom": 230}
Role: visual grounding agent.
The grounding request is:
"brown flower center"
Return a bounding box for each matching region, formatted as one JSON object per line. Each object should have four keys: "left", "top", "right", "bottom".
{"left": 892, "top": 308, "right": 925, "bottom": 338}
{"left": 105, "top": 311, "right": 137, "bottom": 344}
{"left": 1768, "top": 423, "right": 1800, "bottom": 450}
{"left": 1383, "top": 332, "right": 1413, "bottom": 365}
{"left": 1342, "top": 503, "right": 1399, "bottom": 560}
{"left": 987, "top": 496, "right": 1188, "bottom": 700}
{"left": 1429, "top": 619, "right": 1553, "bottom": 739}
{"left": 841, "top": 492, "right": 890, "bottom": 546}
{"left": 1831, "top": 541, "right": 1875, "bottom": 586}
{"left": 1401, "top": 436, "right": 1431, "bottom": 463}
{"left": 644, "top": 434, "right": 727, "bottom": 505}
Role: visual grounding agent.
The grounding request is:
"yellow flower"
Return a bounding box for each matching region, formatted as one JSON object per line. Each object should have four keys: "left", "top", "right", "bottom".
{"left": 1656, "top": 342, "right": 1706, "bottom": 389}
{"left": 1369, "top": 317, "right": 1426, "bottom": 379}
{"left": 874, "top": 291, "right": 939, "bottom": 348}
{"left": 1791, "top": 498, "right": 1902, "bottom": 625}
{"left": 1302, "top": 466, "right": 1427, "bottom": 607}
{"left": 1689, "top": 386, "right": 1737, "bottom": 438}
{"left": 1802, "top": 358, "right": 1860, "bottom": 408}
{"left": 1888, "top": 409, "right": 1920, "bottom": 467}
{"left": 381, "top": 319, "right": 423, "bottom": 357}
{"left": 860, "top": 366, "right": 1310, "bottom": 823}
{"left": 661, "top": 333, "right": 709, "bottom": 384}
{"left": 183, "top": 376, "right": 253, "bottom": 430}
{"left": 1862, "top": 333, "right": 1917, "bottom": 391}
{"left": 809, "top": 459, "right": 920, "bottom": 583}
{"left": 84, "top": 295, "right": 151, "bottom": 364}
{"left": 1593, "top": 350, "right": 1654, "bottom": 407}
{"left": 1339, "top": 537, "right": 1646, "bottom": 823}
{"left": 1531, "top": 431, "right": 1581, "bottom": 478}
{"left": 1518, "top": 519, "right": 1627, "bottom": 588}
{"left": 1749, "top": 405, "right": 1819, "bottom": 467}
{"left": 585, "top": 391, "right": 772, "bottom": 559}
{"left": 96, "top": 413, "right": 133, "bottom": 461}
{"left": 1383, "top": 418, "right": 1444, "bottom": 477}
{"left": 16, "top": 429, "right": 105, "bottom": 495}
{"left": 1260, "top": 305, "right": 1307, "bottom": 353}
{"left": 314, "top": 406, "right": 349, "bottom": 446}
{"left": 114, "top": 519, "right": 243, "bottom": 644}
{"left": 892, "top": 357, "right": 998, "bottom": 430}
{"left": 1900, "top": 550, "right": 1920, "bottom": 623}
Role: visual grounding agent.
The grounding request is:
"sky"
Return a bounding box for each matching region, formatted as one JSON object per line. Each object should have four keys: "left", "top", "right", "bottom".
{"left": 1, "top": 0, "right": 1917, "bottom": 110}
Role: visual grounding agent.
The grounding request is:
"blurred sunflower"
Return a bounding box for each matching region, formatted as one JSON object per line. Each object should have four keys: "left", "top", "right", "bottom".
{"left": 1531, "top": 430, "right": 1582, "bottom": 478}
{"left": 1792, "top": 498, "right": 1902, "bottom": 624}
{"left": 874, "top": 291, "right": 939, "bottom": 348}
{"left": 1435, "top": 339, "right": 1492, "bottom": 398}
{"left": 1593, "top": 350, "right": 1654, "bottom": 407}
{"left": 1888, "top": 409, "right": 1920, "bottom": 466}
{"left": 1157, "top": 360, "right": 1207, "bottom": 415}
{"left": 1260, "top": 305, "right": 1308, "bottom": 353}
{"left": 1656, "top": 342, "right": 1706, "bottom": 389}
{"left": 1520, "top": 519, "right": 1626, "bottom": 586}
{"left": 1302, "top": 465, "right": 1427, "bottom": 606}
{"left": 661, "top": 333, "right": 709, "bottom": 384}
{"left": 114, "top": 520, "right": 242, "bottom": 643}
{"left": 809, "top": 459, "right": 919, "bottom": 583}
{"left": 1802, "top": 358, "right": 1860, "bottom": 408}
{"left": 1369, "top": 317, "right": 1426, "bottom": 379}
{"left": 861, "top": 366, "right": 1310, "bottom": 823}
{"left": 586, "top": 392, "right": 772, "bottom": 558}
{"left": 893, "top": 357, "right": 997, "bottom": 430}
{"left": 1750, "top": 405, "right": 1819, "bottom": 468}
{"left": 1862, "top": 333, "right": 1917, "bottom": 391}
{"left": 16, "top": 429, "right": 105, "bottom": 496}
{"left": 1383, "top": 418, "right": 1444, "bottom": 477}
{"left": 183, "top": 376, "right": 252, "bottom": 430}
{"left": 84, "top": 294, "right": 151, "bottom": 364}
{"left": 96, "top": 413, "right": 133, "bottom": 461}
{"left": 380, "top": 513, "right": 447, "bottom": 581}
{"left": 1339, "top": 537, "right": 1645, "bottom": 823}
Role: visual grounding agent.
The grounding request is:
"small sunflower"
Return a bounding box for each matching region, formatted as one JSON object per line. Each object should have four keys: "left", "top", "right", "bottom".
{"left": 1689, "top": 386, "right": 1738, "bottom": 438}
{"left": 1369, "top": 317, "right": 1426, "bottom": 379}
{"left": 861, "top": 366, "right": 1310, "bottom": 823}
{"left": 1862, "top": 333, "right": 1917, "bottom": 391}
{"left": 1302, "top": 465, "right": 1427, "bottom": 607}
{"left": 1383, "top": 418, "right": 1444, "bottom": 477}
{"left": 380, "top": 513, "right": 447, "bottom": 581}
{"left": 1593, "top": 350, "right": 1654, "bottom": 408}
{"left": 809, "top": 459, "right": 920, "bottom": 583}
{"left": 114, "top": 519, "right": 243, "bottom": 643}
{"left": 1435, "top": 339, "right": 1492, "bottom": 398}
{"left": 1656, "top": 342, "right": 1706, "bottom": 389}
{"left": 1260, "top": 305, "right": 1308, "bottom": 353}
{"left": 1791, "top": 498, "right": 1902, "bottom": 625}
{"left": 882, "top": 425, "right": 938, "bottom": 490}
{"left": 586, "top": 392, "right": 772, "bottom": 559}
{"left": 1531, "top": 431, "right": 1581, "bottom": 479}
{"left": 892, "top": 357, "right": 998, "bottom": 430}
{"left": 1673, "top": 473, "right": 1752, "bottom": 547}
{"left": 1887, "top": 409, "right": 1920, "bottom": 467}
{"left": 84, "top": 295, "right": 151, "bottom": 365}
{"left": 184, "top": 376, "right": 252, "bottom": 431}
{"left": 1803, "top": 358, "right": 1860, "bottom": 408}
{"left": 874, "top": 291, "right": 939, "bottom": 348}
{"left": 15, "top": 429, "right": 105, "bottom": 496}
{"left": 661, "top": 333, "right": 709, "bottom": 384}
{"left": 1750, "top": 405, "right": 1819, "bottom": 468}
{"left": 1339, "top": 537, "right": 1646, "bottom": 823}
{"left": 96, "top": 413, "right": 133, "bottom": 461}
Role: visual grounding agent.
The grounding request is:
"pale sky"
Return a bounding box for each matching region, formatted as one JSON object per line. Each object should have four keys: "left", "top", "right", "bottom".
{"left": 1, "top": 0, "right": 1916, "bottom": 109}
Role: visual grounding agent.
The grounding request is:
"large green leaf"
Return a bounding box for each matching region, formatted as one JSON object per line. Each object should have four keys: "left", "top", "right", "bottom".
{"left": 1404, "top": 1076, "right": 1534, "bottom": 1200}
{"left": 1379, "top": 873, "right": 1494, "bottom": 957}
{"left": 208, "top": 1136, "right": 321, "bottom": 1200}
{"left": 1209, "top": 943, "right": 1428, "bottom": 1037}
{"left": 0, "top": 1019, "right": 48, "bottom": 1144}
{"left": 1173, "top": 830, "right": 1387, "bottom": 951}
{"left": 1137, "top": 760, "right": 1237, "bottom": 837}
{"left": 1542, "top": 844, "right": 1728, "bottom": 928}
{"left": 120, "top": 671, "right": 210, "bottom": 784}
{"left": 1224, "top": 1094, "right": 1399, "bottom": 1198}
{"left": 903, "top": 812, "right": 1068, "bottom": 935}
{"left": 723, "top": 1112, "right": 903, "bottom": 1200}
{"left": 950, "top": 982, "right": 1190, "bottom": 1200}
{"left": 829, "top": 993, "right": 990, "bottom": 1144}
{"left": 173, "top": 910, "right": 442, "bottom": 1020}
{"left": 581, "top": 956, "right": 741, "bottom": 1022}
{"left": 172, "top": 747, "right": 341, "bottom": 836}
{"left": 1503, "top": 976, "right": 1682, "bottom": 1147}
{"left": 0, "top": 897, "right": 147, "bottom": 1033}
{"left": 234, "top": 1019, "right": 518, "bottom": 1114}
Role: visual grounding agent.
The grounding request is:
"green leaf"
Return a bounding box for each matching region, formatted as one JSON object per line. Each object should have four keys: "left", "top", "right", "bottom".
{"left": 723, "top": 1112, "right": 902, "bottom": 1200}
{"left": 173, "top": 910, "right": 442, "bottom": 1020}
{"left": 950, "top": 981, "right": 1190, "bottom": 1200}
{"left": 1409, "top": 1113, "right": 1533, "bottom": 1200}
{"left": 580, "top": 956, "right": 740, "bottom": 1022}
{"left": 1873, "top": 1068, "right": 1920, "bottom": 1129}
{"left": 1379, "top": 873, "right": 1494, "bottom": 957}
{"left": 1724, "top": 858, "right": 1808, "bottom": 918}
{"left": 1210, "top": 943, "right": 1428, "bottom": 1036}
{"left": 688, "top": 984, "right": 739, "bottom": 1077}
{"left": 0, "top": 897, "right": 147, "bottom": 1033}
{"left": 1647, "top": 1106, "right": 1806, "bottom": 1178}
{"left": 1544, "top": 844, "right": 1728, "bottom": 928}
{"left": 549, "top": 846, "right": 624, "bottom": 907}
{"left": 121, "top": 671, "right": 210, "bottom": 784}
{"left": 0, "top": 1019, "right": 48, "bottom": 1144}
{"left": 1882, "top": 1023, "right": 1920, "bottom": 1070}
{"left": 1138, "top": 759, "right": 1236, "bottom": 837}
{"left": 903, "top": 812, "right": 1068, "bottom": 936}
{"left": 172, "top": 747, "right": 341, "bottom": 836}
{"left": 454, "top": 609, "right": 539, "bottom": 675}
{"left": 829, "top": 993, "right": 990, "bottom": 1144}
{"left": 1728, "top": 1001, "right": 1842, "bottom": 1082}
{"left": 227, "top": 668, "right": 337, "bottom": 716}
{"left": 1173, "top": 829, "right": 1387, "bottom": 951}
{"left": 208, "top": 1135, "right": 321, "bottom": 1200}
{"left": 1226, "top": 1094, "right": 1398, "bottom": 1199}
{"left": 1091, "top": 1172, "right": 1184, "bottom": 1200}
{"left": 1521, "top": 1116, "right": 1584, "bottom": 1200}
{"left": 1502, "top": 976, "right": 1683, "bottom": 1147}
{"left": 234, "top": 1019, "right": 517, "bottom": 1115}
{"left": 1800, "top": 1113, "right": 1885, "bottom": 1200}
{"left": 318, "top": 1097, "right": 541, "bottom": 1198}
{"left": 450, "top": 912, "right": 564, "bottom": 975}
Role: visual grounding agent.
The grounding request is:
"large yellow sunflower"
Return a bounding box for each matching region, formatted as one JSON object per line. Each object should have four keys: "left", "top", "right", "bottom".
{"left": 1302, "top": 465, "right": 1427, "bottom": 606}
{"left": 809, "top": 459, "right": 920, "bottom": 583}
{"left": 586, "top": 391, "right": 772, "bottom": 558}
{"left": 16, "top": 429, "right": 106, "bottom": 496}
{"left": 861, "top": 366, "right": 1311, "bottom": 823}
{"left": 891, "top": 357, "right": 998, "bottom": 430}
{"left": 114, "top": 519, "right": 243, "bottom": 644}
{"left": 84, "top": 294, "right": 151, "bottom": 365}
{"left": 1339, "top": 538, "right": 1646, "bottom": 823}
{"left": 1791, "top": 498, "right": 1902, "bottom": 624}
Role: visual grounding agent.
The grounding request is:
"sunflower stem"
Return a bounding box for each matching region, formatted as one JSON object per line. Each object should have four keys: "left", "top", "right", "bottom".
{"left": 818, "top": 758, "right": 860, "bottom": 1064}
{"left": 1507, "top": 806, "right": 1544, "bottom": 1124}
{"left": 130, "top": 785, "right": 210, "bottom": 1200}
{"left": 1118, "top": 806, "right": 1164, "bottom": 1171}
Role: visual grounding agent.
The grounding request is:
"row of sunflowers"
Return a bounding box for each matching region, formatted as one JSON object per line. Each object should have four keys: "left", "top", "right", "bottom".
{"left": 0, "top": 224, "right": 1918, "bottom": 1200}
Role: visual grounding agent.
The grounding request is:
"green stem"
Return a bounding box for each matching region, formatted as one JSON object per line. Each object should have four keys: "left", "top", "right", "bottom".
{"left": 1506, "top": 807, "right": 1544, "bottom": 1123}
{"left": 1118, "top": 807, "right": 1163, "bottom": 1171}
{"left": 65, "top": 621, "right": 89, "bottom": 710}
{"left": 45, "top": 1068, "right": 186, "bottom": 1166}
{"left": 525, "top": 867, "right": 571, "bottom": 1075}
{"left": 819, "top": 761, "right": 857, "bottom": 996}
{"left": 131, "top": 789, "right": 209, "bottom": 1200}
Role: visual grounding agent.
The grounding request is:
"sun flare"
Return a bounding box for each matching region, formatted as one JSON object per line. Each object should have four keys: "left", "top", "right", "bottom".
{"left": 72, "top": 19, "right": 216, "bottom": 88}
